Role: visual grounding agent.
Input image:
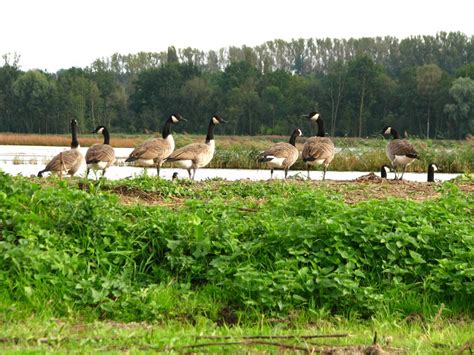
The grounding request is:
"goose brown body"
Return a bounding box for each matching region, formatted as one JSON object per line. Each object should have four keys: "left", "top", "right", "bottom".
{"left": 259, "top": 128, "right": 302, "bottom": 179}
{"left": 382, "top": 126, "right": 419, "bottom": 180}
{"left": 85, "top": 126, "right": 115, "bottom": 178}
{"left": 127, "top": 137, "right": 174, "bottom": 166}
{"left": 302, "top": 112, "right": 335, "bottom": 180}
{"left": 302, "top": 137, "right": 335, "bottom": 166}
{"left": 41, "top": 149, "right": 83, "bottom": 177}
{"left": 38, "top": 119, "right": 83, "bottom": 178}
{"left": 166, "top": 115, "right": 226, "bottom": 179}
{"left": 125, "top": 114, "right": 185, "bottom": 176}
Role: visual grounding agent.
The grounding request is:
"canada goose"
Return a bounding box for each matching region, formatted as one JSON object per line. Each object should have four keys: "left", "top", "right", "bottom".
{"left": 382, "top": 126, "right": 419, "bottom": 180}
{"left": 301, "top": 112, "right": 335, "bottom": 180}
{"left": 427, "top": 163, "right": 438, "bottom": 182}
{"left": 380, "top": 165, "right": 391, "bottom": 179}
{"left": 38, "top": 119, "right": 83, "bottom": 178}
{"left": 85, "top": 125, "right": 116, "bottom": 179}
{"left": 166, "top": 115, "right": 226, "bottom": 179}
{"left": 125, "top": 114, "right": 186, "bottom": 176}
{"left": 258, "top": 128, "right": 302, "bottom": 179}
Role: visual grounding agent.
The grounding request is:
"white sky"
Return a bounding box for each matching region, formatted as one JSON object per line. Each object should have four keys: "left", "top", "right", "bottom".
{"left": 1, "top": 0, "right": 473, "bottom": 72}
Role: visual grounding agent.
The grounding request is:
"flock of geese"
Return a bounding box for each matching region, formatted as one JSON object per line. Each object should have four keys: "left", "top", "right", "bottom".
{"left": 36, "top": 112, "right": 439, "bottom": 182}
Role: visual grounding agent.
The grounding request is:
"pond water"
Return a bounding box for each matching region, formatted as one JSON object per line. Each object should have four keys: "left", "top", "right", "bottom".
{"left": 0, "top": 145, "right": 460, "bottom": 182}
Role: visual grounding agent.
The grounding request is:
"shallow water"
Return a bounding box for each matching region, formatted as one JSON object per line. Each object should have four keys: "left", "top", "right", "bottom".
{"left": 0, "top": 145, "right": 460, "bottom": 182}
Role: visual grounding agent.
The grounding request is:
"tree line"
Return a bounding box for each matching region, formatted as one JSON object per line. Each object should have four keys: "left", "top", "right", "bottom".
{"left": 0, "top": 31, "right": 473, "bottom": 139}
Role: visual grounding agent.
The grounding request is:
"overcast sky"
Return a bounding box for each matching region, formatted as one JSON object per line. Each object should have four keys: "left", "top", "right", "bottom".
{"left": 1, "top": 0, "right": 473, "bottom": 72}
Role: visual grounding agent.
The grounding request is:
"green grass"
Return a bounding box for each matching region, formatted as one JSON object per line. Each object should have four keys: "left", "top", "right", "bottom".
{"left": 0, "top": 315, "right": 472, "bottom": 352}
{"left": 0, "top": 172, "right": 472, "bottom": 351}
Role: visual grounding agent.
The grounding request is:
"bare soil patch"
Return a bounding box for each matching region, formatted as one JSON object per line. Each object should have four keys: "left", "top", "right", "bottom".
{"left": 322, "top": 179, "right": 474, "bottom": 204}
{"left": 110, "top": 179, "right": 473, "bottom": 206}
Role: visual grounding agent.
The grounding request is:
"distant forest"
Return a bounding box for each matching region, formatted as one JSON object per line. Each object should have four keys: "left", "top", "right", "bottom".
{"left": 1, "top": 32, "right": 473, "bottom": 139}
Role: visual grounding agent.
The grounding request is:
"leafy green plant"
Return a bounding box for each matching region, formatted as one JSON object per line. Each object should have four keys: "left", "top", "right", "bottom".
{"left": 0, "top": 172, "right": 472, "bottom": 323}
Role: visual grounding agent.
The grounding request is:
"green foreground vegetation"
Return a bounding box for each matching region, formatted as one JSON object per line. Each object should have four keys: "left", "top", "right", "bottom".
{"left": 0, "top": 173, "right": 472, "bottom": 352}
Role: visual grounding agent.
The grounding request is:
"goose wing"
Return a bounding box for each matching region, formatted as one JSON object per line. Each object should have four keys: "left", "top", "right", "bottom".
{"left": 127, "top": 138, "right": 172, "bottom": 161}
{"left": 388, "top": 139, "right": 418, "bottom": 158}
{"left": 260, "top": 142, "right": 299, "bottom": 166}
{"left": 44, "top": 149, "right": 83, "bottom": 174}
{"left": 167, "top": 143, "right": 208, "bottom": 162}
{"left": 302, "top": 137, "right": 335, "bottom": 162}
{"left": 86, "top": 144, "right": 116, "bottom": 164}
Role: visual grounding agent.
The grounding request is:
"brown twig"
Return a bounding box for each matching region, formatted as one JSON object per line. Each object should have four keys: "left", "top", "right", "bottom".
{"left": 433, "top": 303, "right": 445, "bottom": 322}
{"left": 455, "top": 338, "right": 473, "bottom": 354}
{"left": 238, "top": 207, "right": 258, "bottom": 213}
{"left": 175, "top": 340, "right": 311, "bottom": 352}
{"left": 190, "top": 333, "right": 350, "bottom": 340}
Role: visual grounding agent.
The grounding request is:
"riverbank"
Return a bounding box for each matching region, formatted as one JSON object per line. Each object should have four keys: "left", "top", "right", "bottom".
{"left": 0, "top": 133, "right": 473, "bottom": 173}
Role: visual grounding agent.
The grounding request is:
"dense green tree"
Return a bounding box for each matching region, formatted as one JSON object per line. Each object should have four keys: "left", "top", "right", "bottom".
{"left": 346, "top": 56, "right": 382, "bottom": 137}
{"left": 1, "top": 32, "right": 472, "bottom": 138}
{"left": 0, "top": 58, "right": 21, "bottom": 132}
{"left": 444, "top": 77, "right": 474, "bottom": 138}
{"left": 320, "top": 61, "right": 347, "bottom": 136}
{"left": 455, "top": 62, "right": 474, "bottom": 79}
{"left": 416, "top": 64, "right": 443, "bottom": 138}
{"left": 12, "top": 70, "right": 57, "bottom": 133}
{"left": 130, "top": 63, "right": 201, "bottom": 131}
{"left": 180, "top": 76, "right": 214, "bottom": 132}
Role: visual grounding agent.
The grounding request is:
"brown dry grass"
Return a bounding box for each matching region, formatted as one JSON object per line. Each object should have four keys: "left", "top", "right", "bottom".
{"left": 0, "top": 133, "right": 280, "bottom": 149}
{"left": 0, "top": 133, "right": 140, "bottom": 148}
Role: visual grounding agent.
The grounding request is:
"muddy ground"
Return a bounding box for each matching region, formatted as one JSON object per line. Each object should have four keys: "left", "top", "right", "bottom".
{"left": 109, "top": 177, "right": 474, "bottom": 206}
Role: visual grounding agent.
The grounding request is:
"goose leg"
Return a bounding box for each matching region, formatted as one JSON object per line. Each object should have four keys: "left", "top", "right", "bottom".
{"left": 392, "top": 164, "right": 398, "bottom": 180}
{"left": 270, "top": 169, "right": 274, "bottom": 179}
{"left": 284, "top": 169, "right": 288, "bottom": 179}
{"left": 59, "top": 152, "right": 64, "bottom": 180}
{"left": 307, "top": 165, "right": 310, "bottom": 180}
{"left": 155, "top": 160, "right": 163, "bottom": 177}
{"left": 101, "top": 169, "right": 106, "bottom": 179}
{"left": 187, "top": 169, "right": 192, "bottom": 179}
{"left": 399, "top": 166, "right": 407, "bottom": 180}
{"left": 86, "top": 168, "right": 90, "bottom": 179}
{"left": 191, "top": 168, "right": 196, "bottom": 180}
{"left": 322, "top": 165, "right": 327, "bottom": 181}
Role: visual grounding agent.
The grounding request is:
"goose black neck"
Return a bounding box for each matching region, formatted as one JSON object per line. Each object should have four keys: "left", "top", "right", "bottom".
{"left": 427, "top": 167, "right": 435, "bottom": 182}
{"left": 381, "top": 166, "right": 387, "bottom": 178}
{"left": 289, "top": 131, "right": 299, "bottom": 146}
{"left": 71, "top": 123, "right": 79, "bottom": 148}
{"left": 390, "top": 128, "right": 400, "bottom": 139}
{"left": 205, "top": 120, "right": 215, "bottom": 143}
{"left": 316, "top": 119, "right": 325, "bottom": 137}
{"left": 102, "top": 128, "right": 110, "bottom": 145}
{"left": 162, "top": 119, "right": 172, "bottom": 139}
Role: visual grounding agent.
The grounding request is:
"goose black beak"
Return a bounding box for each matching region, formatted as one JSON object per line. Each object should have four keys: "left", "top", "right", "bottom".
{"left": 180, "top": 117, "right": 188, "bottom": 122}
{"left": 220, "top": 119, "right": 228, "bottom": 123}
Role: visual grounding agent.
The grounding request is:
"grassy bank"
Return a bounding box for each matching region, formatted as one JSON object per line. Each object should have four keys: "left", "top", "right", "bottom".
{"left": 0, "top": 173, "right": 472, "bottom": 351}
{"left": 1, "top": 317, "right": 473, "bottom": 352}
{"left": 1, "top": 132, "right": 473, "bottom": 173}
